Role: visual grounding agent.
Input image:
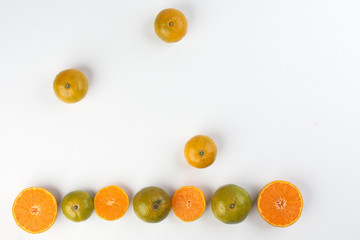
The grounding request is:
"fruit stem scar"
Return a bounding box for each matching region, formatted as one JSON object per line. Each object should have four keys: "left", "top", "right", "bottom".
{"left": 169, "top": 22, "right": 174, "bottom": 26}
{"left": 199, "top": 150, "right": 205, "bottom": 157}
{"left": 152, "top": 199, "right": 162, "bottom": 210}
{"left": 65, "top": 83, "right": 70, "bottom": 88}
{"left": 72, "top": 204, "right": 79, "bottom": 211}
{"left": 152, "top": 203, "right": 159, "bottom": 210}
{"left": 229, "top": 203, "right": 235, "bottom": 209}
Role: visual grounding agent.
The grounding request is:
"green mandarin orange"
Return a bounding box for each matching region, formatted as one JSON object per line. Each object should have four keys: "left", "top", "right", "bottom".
{"left": 61, "top": 190, "right": 94, "bottom": 222}
{"left": 211, "top": 184, "right": 251, "bottom": 224}
{"left": 133, "top": 186, "right": 171, "bottom": 223}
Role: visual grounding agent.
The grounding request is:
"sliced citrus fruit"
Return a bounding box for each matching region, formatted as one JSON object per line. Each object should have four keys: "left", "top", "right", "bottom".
{"left": 184, "top": 135, "right": 217, "bottom": 168}
{"left": 53, "top": 69, "right": 88, "bottom": 103}
{"left": 172, "top": 186, "right": 206, "bottom": 222}
{"left": 154, "top": 8, "right": 188, "bottom": 43}
{"left": 12, "top": 187, "right": 57, "bottom": 234}
{"left": 94, "top": 185, "right": 129, "bottom": 221}
{"left": 257, "top": 180, "right": 303, "bottom": 227}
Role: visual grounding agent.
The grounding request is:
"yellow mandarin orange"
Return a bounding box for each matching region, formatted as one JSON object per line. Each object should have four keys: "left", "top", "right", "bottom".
{"left": 184, "top": 135, "right": 217, "bottom": 168}
{"left": 154, "top": 8, "right": 188, "bottom": 43}
{"left": 53, "top": 69, "right": 88, "bottom": 103}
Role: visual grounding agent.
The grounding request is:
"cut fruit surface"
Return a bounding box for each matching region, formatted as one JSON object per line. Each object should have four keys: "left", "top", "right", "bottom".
{"left": 12, "top": 187, "right": 57, "bottom": 234}
{"left": 257, "top": 180, "right": 303, "bottom": 227}
{"left": 172, "top": 186, "right": 206, "bottom": 222}
{"left": 94, "top": 185, "right": 129, "bottom": 221}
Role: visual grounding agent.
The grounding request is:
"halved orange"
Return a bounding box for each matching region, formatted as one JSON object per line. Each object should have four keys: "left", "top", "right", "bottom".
{"left": 12, "top": 187, "right": 57, "bottom": 234}
{"left": 94, "top": 185, "right": 129, "bottom": 221}
{"left": 257, "top": 180, "right": 303, "bottom": 227}
{"left": 172, "top": 186, "right": 206, "bottom": 222}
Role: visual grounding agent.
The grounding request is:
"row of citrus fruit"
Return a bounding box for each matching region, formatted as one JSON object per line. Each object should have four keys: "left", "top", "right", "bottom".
{"left": 15, "top": 5, "right": 305, "bottom": 235}
{"left": 13, "top": 180, "right": 303, "bottom": 234}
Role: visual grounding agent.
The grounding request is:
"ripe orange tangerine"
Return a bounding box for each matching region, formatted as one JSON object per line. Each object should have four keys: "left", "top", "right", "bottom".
{"left": 257, "top": 180, "right": 303, "bottom": 227}
{"left": 184, "top": 135, "right": 217, "bottom": 168}
{"left": 172, "top": 186, "right": 206, "bottom": 222}
{"left": 53, "top": 69, "right": 88, "bottom": 103}
{"left": 94, "top": 185, "right": 129, "bottom": 221}
{"left": 12, "top": 187, "right": 57, "bottom": 234}
{"left": 154, "top": 8, "right": 188, "bottom": 43}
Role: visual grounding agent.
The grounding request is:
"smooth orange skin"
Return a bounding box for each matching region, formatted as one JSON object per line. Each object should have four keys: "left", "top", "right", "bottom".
{"left": 12, "top": 187, "right": 57, "bottom": 234}
{"left": 257, "top": 180, "right": 303, "bottom": 227}
{"left": 94, "top": 185, "right": 129, "bottom": 221}
{"left": 172, "top": 186, "right": 206, "bottom": 222}
{"left": 53, "top": 69, "right": 88, "bottom": 103}
{"left": 184, "top": 135, "right": 217, "bottom": 168}
{"left": 154, "top": 8, "right": 188, "bottom": 43}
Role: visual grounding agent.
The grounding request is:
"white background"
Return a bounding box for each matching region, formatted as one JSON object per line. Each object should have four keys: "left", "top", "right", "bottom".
{"left": 1, "top": 0, "right": 359, "bottom": 239}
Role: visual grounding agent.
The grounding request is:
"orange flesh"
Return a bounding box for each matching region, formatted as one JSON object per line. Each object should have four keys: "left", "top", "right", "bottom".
{"left": 172, "top": 186, "right": 206, "bottom": 222}
{"left": 257, "top": 180, "right": 303, "bottom": 227}
{"left": 12, "top": 187, "right": 57, "bottom": 234}
{"left": 94, "top": 185, "right": 129, "bottom": 221}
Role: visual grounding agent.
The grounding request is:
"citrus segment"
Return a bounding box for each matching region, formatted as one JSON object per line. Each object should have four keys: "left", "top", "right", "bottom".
{"left": 12, "top": 187, "right": 57, "bottom": 234}
{"left": 94, "top": 185, "right": 129, "bottom": 221}
{"left": 172, "top": 186, "right": 206, "bottom": 222}
{"left": 257, "top": 180, "right": 303, "bottom": 227}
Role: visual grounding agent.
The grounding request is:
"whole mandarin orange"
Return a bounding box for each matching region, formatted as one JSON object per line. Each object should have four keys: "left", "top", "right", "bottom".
{"left": 53, "top": 69, "right": 88, "bottom": 103}
{"left": 154, "top": 8, "right": 188, "bottom": 43}
{"left": 184, "top": 135, "right": 217, "bottom": 168}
